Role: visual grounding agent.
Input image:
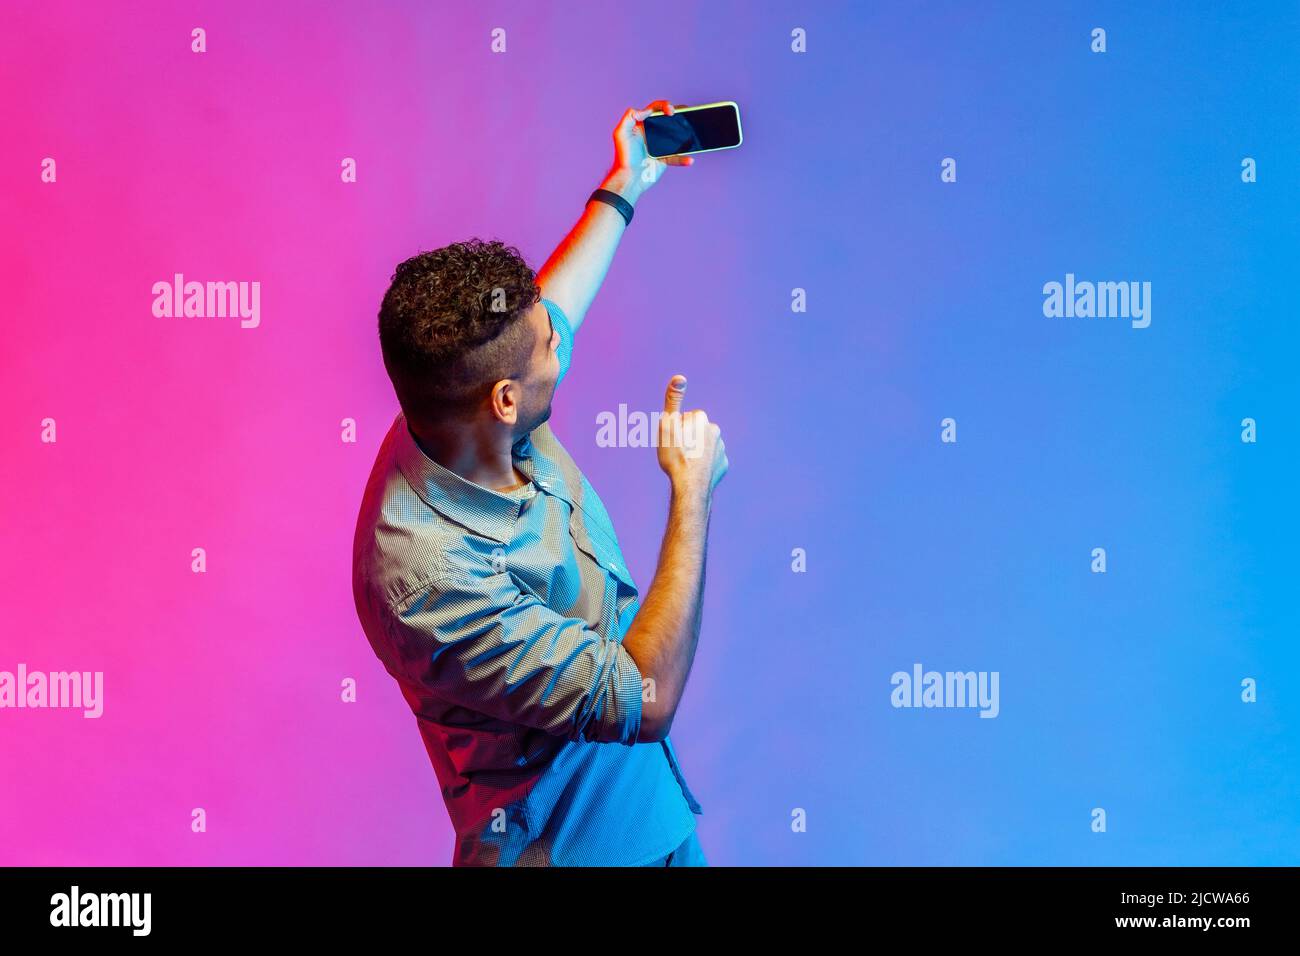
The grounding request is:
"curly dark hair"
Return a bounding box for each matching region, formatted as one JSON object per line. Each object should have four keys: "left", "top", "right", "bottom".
{"left": 378, "top": 238, "right": 541, "bottom": 421}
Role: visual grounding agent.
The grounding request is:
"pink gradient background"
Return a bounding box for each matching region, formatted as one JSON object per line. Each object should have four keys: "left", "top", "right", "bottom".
{"left": 2, "top": 0, "right": 783, "bottom": 865}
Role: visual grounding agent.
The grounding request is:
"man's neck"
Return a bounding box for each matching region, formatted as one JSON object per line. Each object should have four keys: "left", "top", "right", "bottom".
{"left": 408, "top": 419, "right": 525, "bottom": 493}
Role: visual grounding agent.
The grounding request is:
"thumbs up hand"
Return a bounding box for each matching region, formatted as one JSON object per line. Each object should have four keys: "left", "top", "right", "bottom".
{"left": 656, "top": 375, "right": 728, "bottom": 500}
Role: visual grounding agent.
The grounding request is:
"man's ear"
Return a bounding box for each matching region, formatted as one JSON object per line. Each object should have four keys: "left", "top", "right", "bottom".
{"left": 490, "top": 379, "right": 518, "bottom": 425}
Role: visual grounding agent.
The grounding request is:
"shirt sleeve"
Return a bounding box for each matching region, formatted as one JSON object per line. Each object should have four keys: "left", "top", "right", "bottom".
{"left": 386, "top": 569, "right": 644, "bottom": 745}
{"left": 542, "top": 297, "right": 575, "bottom": 387}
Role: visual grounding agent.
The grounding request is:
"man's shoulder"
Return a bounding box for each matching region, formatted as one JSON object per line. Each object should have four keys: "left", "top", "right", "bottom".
{"left": 351, "top": 415, "right": 461, "bottom": 613}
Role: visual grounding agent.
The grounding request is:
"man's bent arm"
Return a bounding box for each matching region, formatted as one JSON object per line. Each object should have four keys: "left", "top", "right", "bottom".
{"left": 621, "top": 484, "right": 711, "bottom": 743}
{"left": 619, "top": 375, "right": 727, "bottom": 743}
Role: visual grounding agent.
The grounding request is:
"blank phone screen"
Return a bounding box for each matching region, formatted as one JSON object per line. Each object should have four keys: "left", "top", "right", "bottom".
{"left": 643, "top": 104, "right": 741, "bottom": 157}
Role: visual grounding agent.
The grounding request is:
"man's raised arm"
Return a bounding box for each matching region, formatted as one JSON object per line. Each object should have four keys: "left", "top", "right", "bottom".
{"left": 536, "top": 99, "right": 694, "bottom": 334}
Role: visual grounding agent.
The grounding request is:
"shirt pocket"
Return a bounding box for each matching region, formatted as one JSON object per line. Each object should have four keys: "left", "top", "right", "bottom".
{"left": 568, "top": 510, "right": 638, "bottom": 598}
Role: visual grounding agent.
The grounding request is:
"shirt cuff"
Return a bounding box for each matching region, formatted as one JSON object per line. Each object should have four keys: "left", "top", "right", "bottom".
{"left": 608, "top": 645, "right": 645, "bottom": 745}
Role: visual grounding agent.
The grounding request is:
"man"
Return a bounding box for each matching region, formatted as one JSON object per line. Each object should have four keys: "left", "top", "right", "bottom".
{"left": 351, "top": 100, "right": 728, "bottom": 866}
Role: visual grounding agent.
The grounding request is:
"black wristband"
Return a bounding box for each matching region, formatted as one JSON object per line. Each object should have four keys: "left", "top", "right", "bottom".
{"left": 588, "top": 188, "right": 634, "bottom": 226}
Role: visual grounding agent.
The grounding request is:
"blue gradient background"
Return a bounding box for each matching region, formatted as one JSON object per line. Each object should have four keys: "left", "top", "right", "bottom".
{"left": 542, "top": 1, "right": 1300, "bottom": 865}
{"left": 536, "top": 0, "right": 1300, "bottom": 865}
{"left": 3, "top": 0, "right": 1296, "bottom": 865}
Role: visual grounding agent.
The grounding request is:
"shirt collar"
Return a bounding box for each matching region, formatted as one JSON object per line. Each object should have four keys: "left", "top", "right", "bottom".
{"left": 393, "top": 412, "right": 572, "bottom": 544}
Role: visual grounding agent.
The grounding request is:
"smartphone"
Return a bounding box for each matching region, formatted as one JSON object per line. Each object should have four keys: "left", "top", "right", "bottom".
{"left": 642, "top": 101, "right": 743, "bottom": 158}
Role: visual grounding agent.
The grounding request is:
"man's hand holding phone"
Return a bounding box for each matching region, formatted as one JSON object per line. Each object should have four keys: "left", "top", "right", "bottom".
{"left": 600, "top": 99, "right": 694, "bottom": 207}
